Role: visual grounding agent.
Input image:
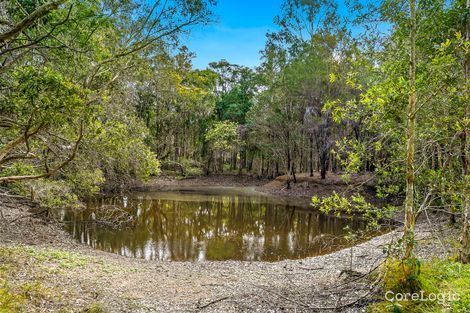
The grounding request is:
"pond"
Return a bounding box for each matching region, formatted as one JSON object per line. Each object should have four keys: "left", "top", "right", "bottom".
{"left": 61, "top": 187, "right": 369, "bottom": 261}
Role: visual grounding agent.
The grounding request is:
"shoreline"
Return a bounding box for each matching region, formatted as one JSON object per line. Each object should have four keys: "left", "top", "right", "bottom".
{"left": 0, "top": 181, "right": 454, "bottom": 312}
{"left": 134, "top": 172, "right": 380, "bottom": 208}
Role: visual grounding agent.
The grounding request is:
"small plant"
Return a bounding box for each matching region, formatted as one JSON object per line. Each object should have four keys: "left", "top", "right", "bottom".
{"left": 25, "top": 247, "right": 88, "bottom": 269}
{"left": 383, "top": 258, "right": 423, "bottom": 294}
{"left": 371, "top": 259, "right": 470, "bottom": 313}
{"left": 0, "top": 283, "right": 25, "bottom": 313}
{"left": 81, "top": 302, "right": 105, "bottom": 313}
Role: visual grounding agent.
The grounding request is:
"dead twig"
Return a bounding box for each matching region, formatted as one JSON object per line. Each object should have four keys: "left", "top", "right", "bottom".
{"left": 296, "top": 266, "right": 324, "bottom": 271}
{"left": 196, "top": 296, "right": 231, "bottom": 310}
{"left": 253, "top": 272, "right": 382, "bottom": 311}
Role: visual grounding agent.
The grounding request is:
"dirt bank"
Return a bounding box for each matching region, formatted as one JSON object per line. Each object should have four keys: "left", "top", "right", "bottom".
{"left": 0, "top": 193, "right": 455, "bottom": 313}
{"left": 139, "top": 172, "right": 380, "bottom": 207}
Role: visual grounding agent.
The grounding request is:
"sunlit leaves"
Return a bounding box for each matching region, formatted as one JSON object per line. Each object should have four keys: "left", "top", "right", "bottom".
{"left": 3, "top": 66, "right": 89, "bottom": 126}
{"left": 205, "top": 121, "right": 240, "bottom": 152}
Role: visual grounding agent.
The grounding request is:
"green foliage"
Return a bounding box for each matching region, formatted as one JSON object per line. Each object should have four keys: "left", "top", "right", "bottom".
{"left": 81, "top": 303, "right": 105, "bottom": 313}
{"left": 217, "top": 86, "right": 254, "bottom": 124}
{"left": 205, "top": 121, "right": 240, "bottom": 152}
{"left": 64, "top": 168, "right": 105, "bottom": 198}
{"left": 371, "top": 259, "right": 470, "bottom": 313}
{"left": 83, "top": 111, "right": 161, "bottom": 186}
{"left": 326, "top": 1, "right": 469, "bottom": 211}
{"left": 382, "top": 258, "right": 423, "bottom": 294}
{"left": 1, "top": 0, "right": 214, "bottom": 203}
{"left": 0, "top": 283, "right": 24, "bottom": 313}
{"left": 0, "top": 246, "right": 58, "bottom": 312}
{"left": 24, "top": 247, "right": 88, "bottom": 269}
{"left": 2, "top": 66, "right": 89, "bottom": 125}
{"left": 0, "top": 162, "right": 36, "bottom": 178}
{"left": 0, "top": 245, "right": 110, "bottom": 312}
{"left": 312, "top": 192, "right": 397, "bottom": 231}
{"left": 9, "top": 179, "right": 82, "bottom": 210}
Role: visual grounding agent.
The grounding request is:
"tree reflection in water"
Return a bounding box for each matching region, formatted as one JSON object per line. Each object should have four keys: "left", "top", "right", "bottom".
{"left": 64, "top": 190, "right": 366, "bottom": 261}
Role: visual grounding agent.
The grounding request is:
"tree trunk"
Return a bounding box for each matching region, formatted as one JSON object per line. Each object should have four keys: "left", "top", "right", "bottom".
{"left": 309, "top": 137, "right": 314, "bottom": 177}
{"left": 320, "top": 148, "right": 328, "bottom": 179}
{"left": 460, "top": 0, "right": 470, "bottom": 264}
{"left": 231, "top": 152, "right": 237, "bottom": 171}
{"left": 403, "top": 0, "right": 417, "bottom": 260}
{"left": 286, "top": 147, "right": 291, "bottom": 189}
{"left": 299, "top": 132, "right": 304, "bottom": 172}
{"left": 259, "top": 156, "right": 264, "bottom": 178}
{"left": 292, "top": 145, "right": 297, "bottom": 183}
{"left": 248, "top": 153, "right": 254, "bottom": 172}
{"left": 205, "top": 153, "right": 212, "bottom": 176}
{"left": 239, "top": 146, "right": 246, "bottom": 174}
{"left": 174, "top": 131, "right": 179, "bottom": 161}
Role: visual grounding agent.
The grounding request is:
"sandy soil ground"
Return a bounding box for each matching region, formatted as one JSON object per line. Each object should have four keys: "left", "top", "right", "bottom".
{"left": 0, "top": 178, "right": 455, "bottom": 313}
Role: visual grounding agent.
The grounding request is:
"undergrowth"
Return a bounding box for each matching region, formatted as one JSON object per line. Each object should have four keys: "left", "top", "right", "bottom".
{"left": 0, "top": 245, "right": 105, "bottom": 313}
{"left": 370, "top": 258, "right": 470, "bottom": 313}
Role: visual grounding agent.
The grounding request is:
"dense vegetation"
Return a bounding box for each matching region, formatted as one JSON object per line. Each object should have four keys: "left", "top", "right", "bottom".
{"left": 0, "top": 0, "right": 469, "bottom": 311}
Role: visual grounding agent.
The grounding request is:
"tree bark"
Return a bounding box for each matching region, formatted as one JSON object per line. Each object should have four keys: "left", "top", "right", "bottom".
{"left": 248, "top": 153, "right": 254, "bottom": 172}
{"left": 309, "top": 137, "right": 314, "bottom": 177}
{"left": 286, "top": 147, "right": 292, "bottom": 189}
{"left": 460, "top": 0, "right": 470, "bottom": 264}
{"left": 292, "top": 145, "right": 297, "bottom": 183}
{"left": 0, "top": 122, "right": 84, "bottom": 182}
{"left": 0, "top": 0, "right": 67, "bottom": 44}
{"left": 403, "top": 0, "right": 417, "bottom": 260}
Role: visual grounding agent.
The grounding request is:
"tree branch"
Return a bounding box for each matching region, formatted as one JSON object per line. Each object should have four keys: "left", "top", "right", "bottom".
{"left": 0, "top": 0, "right": 67, "bottom": 44}
{"left": 0, "top": 122, "right": 83, "bottom": 182}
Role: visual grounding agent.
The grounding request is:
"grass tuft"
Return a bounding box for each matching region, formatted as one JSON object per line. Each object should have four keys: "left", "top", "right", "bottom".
{"left": 370, "top": 258, "right": 470, "bottom": 313}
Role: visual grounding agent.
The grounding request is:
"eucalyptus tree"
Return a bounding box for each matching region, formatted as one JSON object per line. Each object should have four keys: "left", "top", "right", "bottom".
{"left": 323, "top": 0, "right": 470, "bottom": 267}
{"left": 0, "top": 0, "right": 215, "bottom": 200}
{"left": 204, "top": 120, "right": 240, "bottom": 174}
{"left": 247, "top": 0, "right": 352, "bottom": 183}
{"left": 458, "top": 0, "right": 469, "bottom": 264}
{"left": 135, "top": 49, "right": 218, "bottom": 174}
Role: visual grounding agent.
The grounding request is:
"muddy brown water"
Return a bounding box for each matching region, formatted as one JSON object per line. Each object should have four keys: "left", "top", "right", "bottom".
{"left": 61, "top": 187, "right": 370, "bottom": 261}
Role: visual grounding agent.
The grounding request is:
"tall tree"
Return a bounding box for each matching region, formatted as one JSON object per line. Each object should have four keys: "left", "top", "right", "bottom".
{"left": 461, "top": 0, "right": 470, "bottom": 264}
{"left": 403, "top": 0, "right": 417, "bottom": 260}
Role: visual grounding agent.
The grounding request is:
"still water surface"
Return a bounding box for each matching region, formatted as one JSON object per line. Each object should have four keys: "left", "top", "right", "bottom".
{"left": 63, "top": 188, "right": 367, "bottom": 261}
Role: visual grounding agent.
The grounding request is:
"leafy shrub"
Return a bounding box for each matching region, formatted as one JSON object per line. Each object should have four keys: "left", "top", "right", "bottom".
{"left": 371, "top": 259, "right": 470, "bottom": 313}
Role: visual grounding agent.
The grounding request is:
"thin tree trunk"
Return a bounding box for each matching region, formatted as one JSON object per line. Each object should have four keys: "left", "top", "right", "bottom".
{"left": 231, "top": 152, "right": 237, "bottom": 171}
{"left": 299, "top": 132, "right": 304, "bottom": 172}
{"left": 292, "top": 145, "right": 297, "bottom": 183}
{"left": 205, "top": 153, "right": 212, "bottom": 176}
{"left": 248, "top": 153, "right": 254, "bottom": 172}
{"left": 175, "top": 131, "right": 183, "bottom": 174}
{"left": 286, "top": 147, "right": 291, "bottom": 189}
{"left": 403, "top": 0, "right": 417, "bottom": 260}
{"left": 320, "top": 148, "right": 328, "bottom": 179}
{"left": 260, "top": 156, "right": 264, "bottom": 178}
{"left": 460, "top": 0, "right": 470, "bottom": 264}
{"left": 309, "top": 137, "right": 314, "bottom": 177}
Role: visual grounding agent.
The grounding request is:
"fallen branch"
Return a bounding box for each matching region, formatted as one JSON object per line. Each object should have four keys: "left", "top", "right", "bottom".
{"left": 196, "top": 296, "right": 231, "bottom": 310}
{"left": 296, "top": 266, "right": 324, "bottom": 271}
{"left": 254, "top": 277, "right": 380, "bottom": 311}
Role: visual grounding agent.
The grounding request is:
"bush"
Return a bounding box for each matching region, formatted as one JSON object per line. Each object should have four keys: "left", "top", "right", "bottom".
{"left": 371, "top": 259, "right": 470, "bottom": 313}
{"left": 10, "top": 179, "right": 83, "bottom": 210}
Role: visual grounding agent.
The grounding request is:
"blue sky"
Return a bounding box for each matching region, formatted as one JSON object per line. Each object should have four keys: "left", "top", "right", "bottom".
{"left": 181, "top": 1, "right": 381, "bottom": 70}
{"left": 182, "top": 0, "right": 283, "bottom": 69}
